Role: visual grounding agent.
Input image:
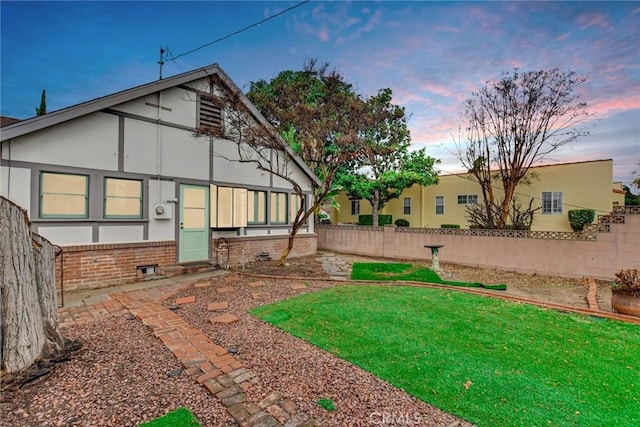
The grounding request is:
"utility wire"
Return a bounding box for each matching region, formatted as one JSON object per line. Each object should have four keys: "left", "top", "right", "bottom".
{"left": 166, "top": 0, "right": 311, "bottom": 62}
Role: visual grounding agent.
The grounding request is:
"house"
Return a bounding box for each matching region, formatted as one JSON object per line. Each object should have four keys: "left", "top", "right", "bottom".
{"left": 1, "top": 116, "right": 21, "bottom": 127}
{"left": 334, "top": 159, "right": 625, "bottom": 232}
{"left": 1, "top": 64, "right": 319, "bottom": 290}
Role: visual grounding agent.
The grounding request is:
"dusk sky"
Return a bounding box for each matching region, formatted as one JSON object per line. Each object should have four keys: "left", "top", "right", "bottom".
{"left": 1, "top": 1, "right": 639, "bottom": 186}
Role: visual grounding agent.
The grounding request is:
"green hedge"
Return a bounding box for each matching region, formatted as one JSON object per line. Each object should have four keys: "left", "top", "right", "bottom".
{"left": 359, "top": 215, "right": 393, "bottom": 226}
{"left": 440, "top": 224, "right": 461, "bottom": 229}
{"left": 568, "top": 209, "right": 595, "bottom": 232}
{"left": 395, "top": 218, "right": 410, "bottom": 227}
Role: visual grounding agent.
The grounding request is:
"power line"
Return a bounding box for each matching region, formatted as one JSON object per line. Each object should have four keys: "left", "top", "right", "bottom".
{"left": 166, "top": 0, "right": 311, "bottom": 62}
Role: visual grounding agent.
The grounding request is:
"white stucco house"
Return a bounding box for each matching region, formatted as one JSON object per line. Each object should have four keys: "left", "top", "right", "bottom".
{"left": 0, "top": 64, "right": 319, "bottom": 291}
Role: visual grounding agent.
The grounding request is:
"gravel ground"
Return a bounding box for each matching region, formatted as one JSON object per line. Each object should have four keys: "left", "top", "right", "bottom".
{"left": 1, "top": 253, "right": 604, "bottom": 427}
{"left": 175, "top": 277, "right": 473, "bottom": 427}
{"left": 0, "top": 315, "right": 234, "bottom": 427}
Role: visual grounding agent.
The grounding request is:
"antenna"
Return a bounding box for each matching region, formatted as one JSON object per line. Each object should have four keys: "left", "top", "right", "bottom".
{"left": 158, "top": 46, "right": 165, "bottom": 80}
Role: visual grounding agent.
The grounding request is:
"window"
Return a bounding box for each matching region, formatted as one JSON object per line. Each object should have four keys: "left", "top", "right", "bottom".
{"left": 351, "top": 200, "right": 360, "bottom": 216}
{"left": 457, "top": 194, "right": 478, "bottom": 205}
{"left": 247, "top": 190, "right": 267, "bottom": 224}
{"left": 210, "top": 185, "right": 247, "bottom": 228}
{"left": 40, "top": 172, "right": 88, "bottom": 218}
{"left": 197, "top": 94, "right": 223, "bottom": 134}
{"left": 104, "top": 178, "right": 142, "bottom": 218}
{"left": 270, "top": 192, "right": 287, "bottom": 224}
{"left": 542, "top": 191, "right": 563, "bottom": 214}
{"left": 435, "top": 196, "right": 444, "bottom": 215}
{"left": 403, "top": 198, "right": 411, "bottom": 215}
{"left": 290, "top": 193, "right": 305, "bottom": 224}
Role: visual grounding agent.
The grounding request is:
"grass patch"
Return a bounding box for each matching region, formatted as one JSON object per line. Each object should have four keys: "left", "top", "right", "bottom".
{"left": 251, "top": 285, "right": 640, "bottom": 427}
{"left": 139, "top": 407, "right": 200, "bottom": 427}
{"left": 352, "top": 262, "right": 506, "bottom": 290}
{"left": 316, "top": 398, "right": 336, "bottom": 411}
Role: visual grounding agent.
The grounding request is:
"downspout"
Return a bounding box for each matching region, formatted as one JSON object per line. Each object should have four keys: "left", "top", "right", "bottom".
{"left": 156, "top": 91, "right": 162, "bottom": 202}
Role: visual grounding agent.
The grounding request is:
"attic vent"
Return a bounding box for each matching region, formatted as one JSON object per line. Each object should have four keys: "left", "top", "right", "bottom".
{"left": 197, "top": 94, "right": 223, "bottom": 135}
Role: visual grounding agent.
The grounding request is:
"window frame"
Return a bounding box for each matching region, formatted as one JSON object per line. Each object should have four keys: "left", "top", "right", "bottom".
{"left": 435, "top": 196, "right": 444, "bottom": 215}
{"left": 270, "top": 191, "right": 288, "bottom": 225}
{"left": 39, "top": 172, "right": 89, "bottom": 219}
{"left": 351, "top": 200, "right": 361, "bottom": 216}
{"left": 247, "top": 190, "right": 267, "bottom": 225}
{"left": 103, "top": 177, "right": 143, "bottom": 219}
{"left": 457, "top": 194, "right": 478, "bottom": 205}
{"left": 403, "top": 197, "right": 411, "bottom": 215}
{"left": 290, "top": 193, "right": 305, "bottom": 224}
{"left": 542, "top": 191, "right": 563, "bottom": 215}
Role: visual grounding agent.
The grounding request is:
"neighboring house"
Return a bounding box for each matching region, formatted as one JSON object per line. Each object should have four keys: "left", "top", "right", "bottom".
{"left": 1, "top": 64, "right": 319, "bottom": 290}
{"left": 334, "top": 159, "right": 625, "bottom": 232}
{"left": 1, "top": 116, "right": 21, "bottom": 127}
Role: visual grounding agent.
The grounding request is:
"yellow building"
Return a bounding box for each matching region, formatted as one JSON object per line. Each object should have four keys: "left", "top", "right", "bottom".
{"left": 333, "top": 159, "right": 625, "bottom": 232}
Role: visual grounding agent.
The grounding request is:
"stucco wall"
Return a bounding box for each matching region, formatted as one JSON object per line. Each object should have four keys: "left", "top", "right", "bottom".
{"left": 318, "top": 210, "right": 640, "bottom": 280}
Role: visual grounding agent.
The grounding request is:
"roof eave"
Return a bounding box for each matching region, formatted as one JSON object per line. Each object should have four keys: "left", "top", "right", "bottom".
{"left": 0, "top": 64, "right": 222, "bottom": 141}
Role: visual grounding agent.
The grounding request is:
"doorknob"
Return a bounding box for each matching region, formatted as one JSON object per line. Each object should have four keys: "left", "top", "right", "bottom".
{"left": 180, "top": 222, "right": 184, "bottom": 229}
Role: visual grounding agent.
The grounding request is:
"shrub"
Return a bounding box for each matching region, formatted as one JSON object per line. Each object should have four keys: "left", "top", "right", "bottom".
{"left": 568, "top": 209, "right": 595, "bottom": 232}
{"left": 395, "top": 218, "right": 410, "bottom": 227}
{"left": 359, "top": 214, "right": 392, "bottom": 226}
{"left": 611, "top": 269, "right": 640, "bottom": 297}
{"left": 441, "top": 224, "right": 460, "bottom": 229}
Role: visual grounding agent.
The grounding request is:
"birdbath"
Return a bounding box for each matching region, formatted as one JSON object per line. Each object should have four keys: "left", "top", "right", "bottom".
{"left": 424, "top": 245, "right": 444, "bottom": 272}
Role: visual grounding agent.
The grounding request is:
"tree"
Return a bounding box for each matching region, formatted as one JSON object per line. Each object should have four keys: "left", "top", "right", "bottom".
{"left": 624, "top": 185, "right": 640, "bottom": 206}
{"left": 338, "top": 88, "right": 439, "bottom": 226}
{"left": 209, "top": 60, "right": 368, "bottom": 264}
{"left": 1, "top": 197, "right": 65, "bottom": 373}
{"left": 456, "top": 68, "right": 590, "bottom": 228}
{"left": 35, "top": 89, "right": 47, "bottom": 116}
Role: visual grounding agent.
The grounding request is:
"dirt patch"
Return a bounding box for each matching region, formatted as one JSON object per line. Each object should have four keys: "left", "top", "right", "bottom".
{"left": 232, "top": 251, "right": 612, "bottom": 311}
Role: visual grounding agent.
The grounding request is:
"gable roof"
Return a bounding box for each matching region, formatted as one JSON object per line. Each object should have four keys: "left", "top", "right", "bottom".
{"left": 1, "top": 116, "right": 21, "bottom": 127}
{"left": 0, "top": 64, "right": 320, "bottom": 186}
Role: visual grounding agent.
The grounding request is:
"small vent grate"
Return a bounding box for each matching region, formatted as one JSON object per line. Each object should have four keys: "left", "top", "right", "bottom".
{"left": 198, "top": 95, "right": 223, "bottom": 134}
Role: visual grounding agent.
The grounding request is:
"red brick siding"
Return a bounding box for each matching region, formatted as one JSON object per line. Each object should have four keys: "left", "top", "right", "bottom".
{"left": 56, "top": 235, "right": 317, "bottom": 292}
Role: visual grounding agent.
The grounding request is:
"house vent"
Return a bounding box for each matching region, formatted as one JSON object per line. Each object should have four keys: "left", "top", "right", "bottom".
{"left": 198, "top": 95, "right": 223, "bottom": 134}
{"left": 136, "top": 264, "right": 159, "bottom": 279}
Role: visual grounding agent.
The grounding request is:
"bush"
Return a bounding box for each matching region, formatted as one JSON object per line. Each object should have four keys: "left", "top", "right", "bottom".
{"left": 395, "top": 218, "right": 410, "bottom": 227}
{"left": 611, "top": 269, "right": 640, "bottom": 297}
{"left": 359, "top": 215, "right": 393, "bottom": 226}
{"left": 441, "top": 224, "right": 460, "bottom": 229}
{"left": 568, "top": 209, "right": 595, "bottom": 232}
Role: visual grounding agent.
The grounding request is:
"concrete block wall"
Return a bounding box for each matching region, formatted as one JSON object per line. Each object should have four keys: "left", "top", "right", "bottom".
{"left": 318, "top": 213, "right": 640, "bottom": 280}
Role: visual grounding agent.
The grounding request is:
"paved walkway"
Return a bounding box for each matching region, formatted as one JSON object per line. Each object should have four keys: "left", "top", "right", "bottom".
{"left": 56, "top": 251, "right": 640, "bottom": 426}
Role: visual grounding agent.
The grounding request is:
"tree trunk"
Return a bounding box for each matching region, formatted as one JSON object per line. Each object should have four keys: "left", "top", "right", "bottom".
{"left": 0, "top": 196, "right": 64, "bottom": 373}
{"left": 372, "top": 190, "right": 380, "bottom": 227}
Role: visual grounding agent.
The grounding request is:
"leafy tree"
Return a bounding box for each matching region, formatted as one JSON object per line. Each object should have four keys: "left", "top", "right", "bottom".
{"left": 35, "top": 89, "right": 47, "bottom": 116}
{"left": 225, "top": 60, "right": 369, "bottom": 263}
{"left": 338, "top": 89, "right": 439, "bottom": 226}
{"left": 624, "top": 185, "right": 640, "bottom": 206}
{"left": 456, "top": 68, "right": 590, "bottom": 228}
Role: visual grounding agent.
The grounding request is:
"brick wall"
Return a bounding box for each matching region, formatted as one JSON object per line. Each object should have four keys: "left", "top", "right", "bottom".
{"left": 56, "top": 241, "right": 176, "bottom": 292}
{"left": 56, "top": 234, "right": 317, "bottom": 292}
{"left": 213, "top": 234, "right": 317, "bottom": 267}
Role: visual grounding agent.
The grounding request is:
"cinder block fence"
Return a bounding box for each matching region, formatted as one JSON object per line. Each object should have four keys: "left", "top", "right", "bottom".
{"left": 318, "top": 207, "right": 640, "bottom": 280}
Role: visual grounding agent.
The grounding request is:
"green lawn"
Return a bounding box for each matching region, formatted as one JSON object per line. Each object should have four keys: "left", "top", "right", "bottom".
{"left": 251, "top": 285, "right": 640, "bottom": 427}
{"left": 139, "top": 407, "right": 200, "bottom": 427}
{"left": 352, "top": 262, "right": 507, "bottom": 290}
